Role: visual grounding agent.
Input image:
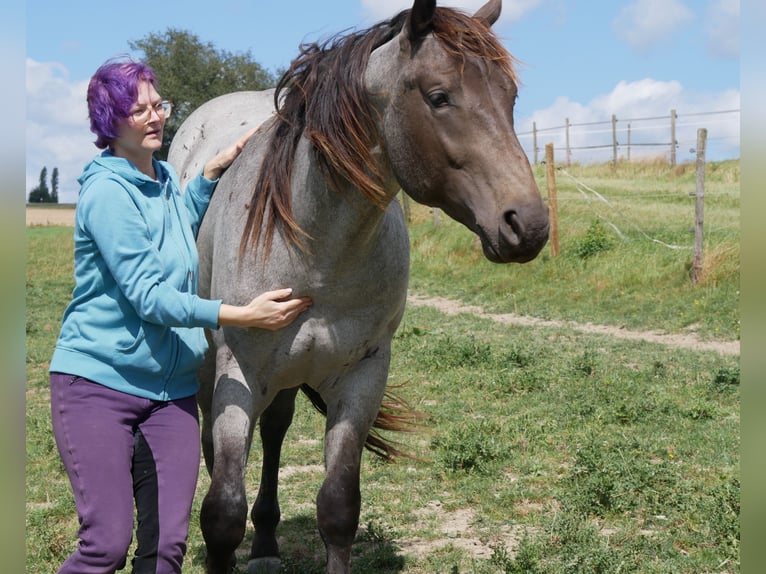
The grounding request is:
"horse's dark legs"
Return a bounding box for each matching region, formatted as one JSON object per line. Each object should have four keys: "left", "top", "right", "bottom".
{"left": 317, "top": 438, "right": 362, "bottom": 574}
{"left": 201, "top": 355, "right": 256, "bottom": 574}
{"left": 197, "top": 344, "right": 216, "bottom": 475}
{"left": 248, "top": 387, "right": 300, "bottom": 571}
{"left": 316, "top": 354, "right": 390, "bottom": 574}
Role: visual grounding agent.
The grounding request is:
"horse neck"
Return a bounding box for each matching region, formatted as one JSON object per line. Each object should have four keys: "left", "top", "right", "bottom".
{"left": 291, "top": 136, "right": 400, "bottom": 251}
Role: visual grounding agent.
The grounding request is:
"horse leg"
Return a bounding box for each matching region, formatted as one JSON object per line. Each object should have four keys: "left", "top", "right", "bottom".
{"left": 197, "top": 342, "right": 216, "bottom": 476}
{"left": 247, "top": 386, "right": 300, "bottom": 574}
{"left": 317, "top": 352, "right": 391, "bottom": 574}
{"left": 201, "top": 348, "right": 256, "bottom": 574}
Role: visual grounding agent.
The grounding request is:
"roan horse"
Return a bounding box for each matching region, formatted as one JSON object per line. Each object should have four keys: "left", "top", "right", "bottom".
{"left": 168, "top": 0, "right": 548, "bottom": 572}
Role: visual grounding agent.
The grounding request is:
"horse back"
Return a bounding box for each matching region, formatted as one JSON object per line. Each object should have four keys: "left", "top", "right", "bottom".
{"left": 168, "top": 90, "right": 277, "bottom": 190}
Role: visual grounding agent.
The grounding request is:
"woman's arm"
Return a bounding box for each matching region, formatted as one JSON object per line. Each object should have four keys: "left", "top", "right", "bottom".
{"left": 218, "top": 288, "right": 312, "bottom": 330}
{"left": 203, "top": 127, "right": 259, "bottom": 180}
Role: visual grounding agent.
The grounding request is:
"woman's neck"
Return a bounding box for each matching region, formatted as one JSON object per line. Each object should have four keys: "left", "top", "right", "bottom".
{"left": 111, "top": 148, "right": 156, "bottom": 179}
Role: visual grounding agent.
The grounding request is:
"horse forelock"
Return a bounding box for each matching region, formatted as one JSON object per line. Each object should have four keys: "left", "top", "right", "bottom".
{"left": 238, "top": 7, "right": 518, "bottom": 261}
{"left": 430, "top": 7, "right": 520, "bottom": 86}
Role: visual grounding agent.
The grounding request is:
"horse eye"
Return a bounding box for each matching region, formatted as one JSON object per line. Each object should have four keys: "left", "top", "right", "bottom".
{"left": 427, "top": 91, "right": 450, "bottom": 108}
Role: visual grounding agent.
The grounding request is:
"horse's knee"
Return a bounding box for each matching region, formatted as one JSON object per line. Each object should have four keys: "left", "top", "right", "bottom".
{"left": 316, "top": 470, "right": 361, "bottom": 548}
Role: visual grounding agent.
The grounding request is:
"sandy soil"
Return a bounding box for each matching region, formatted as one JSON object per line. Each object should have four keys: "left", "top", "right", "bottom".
{"left": 26, "top": 206, "right": 76, "bottom": 227}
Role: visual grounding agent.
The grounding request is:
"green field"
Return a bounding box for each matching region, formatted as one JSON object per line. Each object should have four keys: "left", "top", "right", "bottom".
{"left": 26, "top": 159, "right": 739, "bottom": 573}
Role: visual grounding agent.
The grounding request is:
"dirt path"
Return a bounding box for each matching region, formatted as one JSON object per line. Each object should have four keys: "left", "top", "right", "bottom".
{"left": 408, "top": 294, "right": 740, "bottom": 356}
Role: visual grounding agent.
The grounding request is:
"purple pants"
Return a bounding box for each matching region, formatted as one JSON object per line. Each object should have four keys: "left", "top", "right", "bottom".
{"left": 50, "top": 373, "right": 201, "bottom": 574}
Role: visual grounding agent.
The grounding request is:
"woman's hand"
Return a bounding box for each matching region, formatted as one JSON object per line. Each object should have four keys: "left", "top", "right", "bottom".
{"left": 218, "top": 288, "right": 312, "bottom": 330}
{"left": 203, "top": 126, "right": 259, "bottom": 180}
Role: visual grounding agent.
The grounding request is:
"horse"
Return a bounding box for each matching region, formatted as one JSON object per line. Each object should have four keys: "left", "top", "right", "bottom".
{"left": 168, "top": 0, "right": 548, "bottom": 572}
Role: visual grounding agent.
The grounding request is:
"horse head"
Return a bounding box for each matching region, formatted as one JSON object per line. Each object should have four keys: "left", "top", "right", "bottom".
{"left": 366, "top": 0, "right": 549, "bottom": 263}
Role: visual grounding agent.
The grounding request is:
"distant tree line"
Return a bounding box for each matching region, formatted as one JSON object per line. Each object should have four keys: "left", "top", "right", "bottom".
{"left": 28, "top": 166, "right": 59, "bottom": 203}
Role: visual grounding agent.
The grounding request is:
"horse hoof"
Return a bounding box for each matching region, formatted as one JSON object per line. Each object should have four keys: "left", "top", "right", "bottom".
{"left": 247, "top": 556, "right": 281, "bottom": 574}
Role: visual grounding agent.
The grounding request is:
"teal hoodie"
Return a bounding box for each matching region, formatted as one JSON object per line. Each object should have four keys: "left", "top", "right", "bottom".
{"left": 49, "top": 151, "right": 222, "bottom": 400}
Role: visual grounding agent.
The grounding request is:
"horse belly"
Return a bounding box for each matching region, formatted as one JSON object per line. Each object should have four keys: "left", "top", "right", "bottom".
{"left": 263, "top": 299, "right": 404, "bottom": 390}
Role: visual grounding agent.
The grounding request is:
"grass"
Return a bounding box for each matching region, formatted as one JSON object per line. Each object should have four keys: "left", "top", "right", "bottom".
{"left": 26, "top": 159, "right": 739, "bottom": 573}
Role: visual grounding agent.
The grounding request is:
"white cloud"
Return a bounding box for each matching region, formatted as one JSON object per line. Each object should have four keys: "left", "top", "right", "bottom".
{"left": 613, "top": 0, "right": 694, "bottom": 51}
{"left": 517, "top": 79, "right": 740, "bottom": 164}
{"left": 26, "top": 59, "right": 95, "bottom": 203}
{"left": 360, "top": 0, "right": 543, "bottom": 23}
{"left": 705, "top": 0, "right": 739, "bottom": 58}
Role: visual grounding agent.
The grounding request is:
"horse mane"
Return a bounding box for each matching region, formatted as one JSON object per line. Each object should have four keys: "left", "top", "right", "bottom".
{"left": 238, "top": 7, "right": 520, "bottom": 260}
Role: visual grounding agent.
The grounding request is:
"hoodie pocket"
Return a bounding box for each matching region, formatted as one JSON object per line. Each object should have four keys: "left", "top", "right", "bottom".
{"left": 111, "top": 321, "right": 169, "bottom": 377}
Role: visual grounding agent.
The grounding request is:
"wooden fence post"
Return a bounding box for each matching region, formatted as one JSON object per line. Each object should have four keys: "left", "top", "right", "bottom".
{"left": 399, "top": 191, "right": 411, "bottom": 222}
{"left": 611, "top": 114, "right": 618, "bottom": 166}
{"left": 692, "top": 128, "right": 707, "bottom": 283}
{"left": 565, "top": 117, "right": 571, "bottom": 166}
{"left": 533, "top": 121, "right": 539, "bottom": 165}
{"left": 545, "top": 143, "right": 560, "bottom": 257}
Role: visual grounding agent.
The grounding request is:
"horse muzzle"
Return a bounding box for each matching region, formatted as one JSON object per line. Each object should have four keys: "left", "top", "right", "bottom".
{"left": 479, "top": 203, "right": 550, "bottom": 264}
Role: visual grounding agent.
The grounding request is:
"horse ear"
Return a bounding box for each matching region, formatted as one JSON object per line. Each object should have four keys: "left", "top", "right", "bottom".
{"left": 407, "top": 0, "right": 436, "bottom": 40}
{"left": 474, "top": 0, "right": 502, "bottom": 27}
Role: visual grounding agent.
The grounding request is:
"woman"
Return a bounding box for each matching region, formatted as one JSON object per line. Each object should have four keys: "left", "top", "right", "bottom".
{"left": 48, "top": 57, "right": 311, "bottom": 574}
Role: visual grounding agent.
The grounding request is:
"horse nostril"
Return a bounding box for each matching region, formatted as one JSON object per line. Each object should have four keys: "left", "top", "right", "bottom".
{"left": 504, "top": 210, "right": 523, "bottom": 239}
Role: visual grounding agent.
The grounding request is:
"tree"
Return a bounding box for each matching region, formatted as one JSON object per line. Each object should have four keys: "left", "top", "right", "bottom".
{"left": 28, "top": 167, "right": 51, "bottom": 203}
{"left": 129, "top": 29, "right": 278, "bottom": 159}
{"left": 50, "top": 167, "right": 59, "bottom": 203}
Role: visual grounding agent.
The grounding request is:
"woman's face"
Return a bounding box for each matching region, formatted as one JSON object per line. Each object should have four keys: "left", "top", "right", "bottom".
{"left": 112, "top": 81, "right": 166, "bottom": 160}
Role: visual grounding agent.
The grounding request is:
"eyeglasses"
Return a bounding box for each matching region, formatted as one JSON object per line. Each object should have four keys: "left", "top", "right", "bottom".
{"left": 129, "top": 101, "right": 173, "bottom": 123}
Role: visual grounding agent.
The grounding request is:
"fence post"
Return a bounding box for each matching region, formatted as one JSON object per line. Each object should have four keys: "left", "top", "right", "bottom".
{"left": 611, "top": 114, "right": 618, "bottom": 166}
{"left": 533, "top": 121, "right": 539, "bottom": 165}
{"left": 545, "top": 143, "right": 560, "bottom": 257}
{"left": 627, "top": 122, "right": 632, "bottom": 162}
{"left": 565, "top": 117, "right": 571, "bottom": 166}
{"left": 399, "top": 191, "right": 411, "bottom": 222}
{"left": 692, "top": 128, "right": 707, "bottom": 284}
{"left": 670, "top": 109, "right": 677, "bottom": 167}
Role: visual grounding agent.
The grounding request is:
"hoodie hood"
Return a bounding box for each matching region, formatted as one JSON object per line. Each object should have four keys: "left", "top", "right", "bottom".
{"left": 78, "top": 150, "right": 168, "bottom": 192}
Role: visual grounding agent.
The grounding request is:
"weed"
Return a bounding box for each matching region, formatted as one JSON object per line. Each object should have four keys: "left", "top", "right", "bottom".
{"left": 711, "top": 364, "right": 740, "bottom": 393}
{"left": 571, "top": 348, "right": 599, "bottom": 376}
{"left": 706, "top": 478, "right": 740, "bottom": 560}
{"left": 431, "top": 419, "right": 508, "bottom": 475}
{"left": 573, "top": 219, "right": 615, "bottom": 259}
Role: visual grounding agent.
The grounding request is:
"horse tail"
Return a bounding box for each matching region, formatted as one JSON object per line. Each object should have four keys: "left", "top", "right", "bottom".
{"left": 299, "top": 384, "right": 425, "bottom": 461}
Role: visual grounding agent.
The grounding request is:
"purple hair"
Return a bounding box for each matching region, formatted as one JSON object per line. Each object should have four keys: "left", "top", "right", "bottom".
{"left": 87, "top": 57, "right": 158, "bottom": 149}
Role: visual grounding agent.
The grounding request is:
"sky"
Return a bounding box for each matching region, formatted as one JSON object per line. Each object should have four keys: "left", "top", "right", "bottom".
{"left": 26, "top": 0, "right": 740, "bottom": 203}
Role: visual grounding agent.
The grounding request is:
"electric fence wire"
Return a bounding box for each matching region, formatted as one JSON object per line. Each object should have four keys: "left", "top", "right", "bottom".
{"left": 557, "top": 168, "right": 692, "bottom": 251}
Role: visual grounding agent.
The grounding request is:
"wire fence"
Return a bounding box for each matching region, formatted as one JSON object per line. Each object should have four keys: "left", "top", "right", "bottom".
{"left": 518, "top": 109, "right": 740, "bottom": 166}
